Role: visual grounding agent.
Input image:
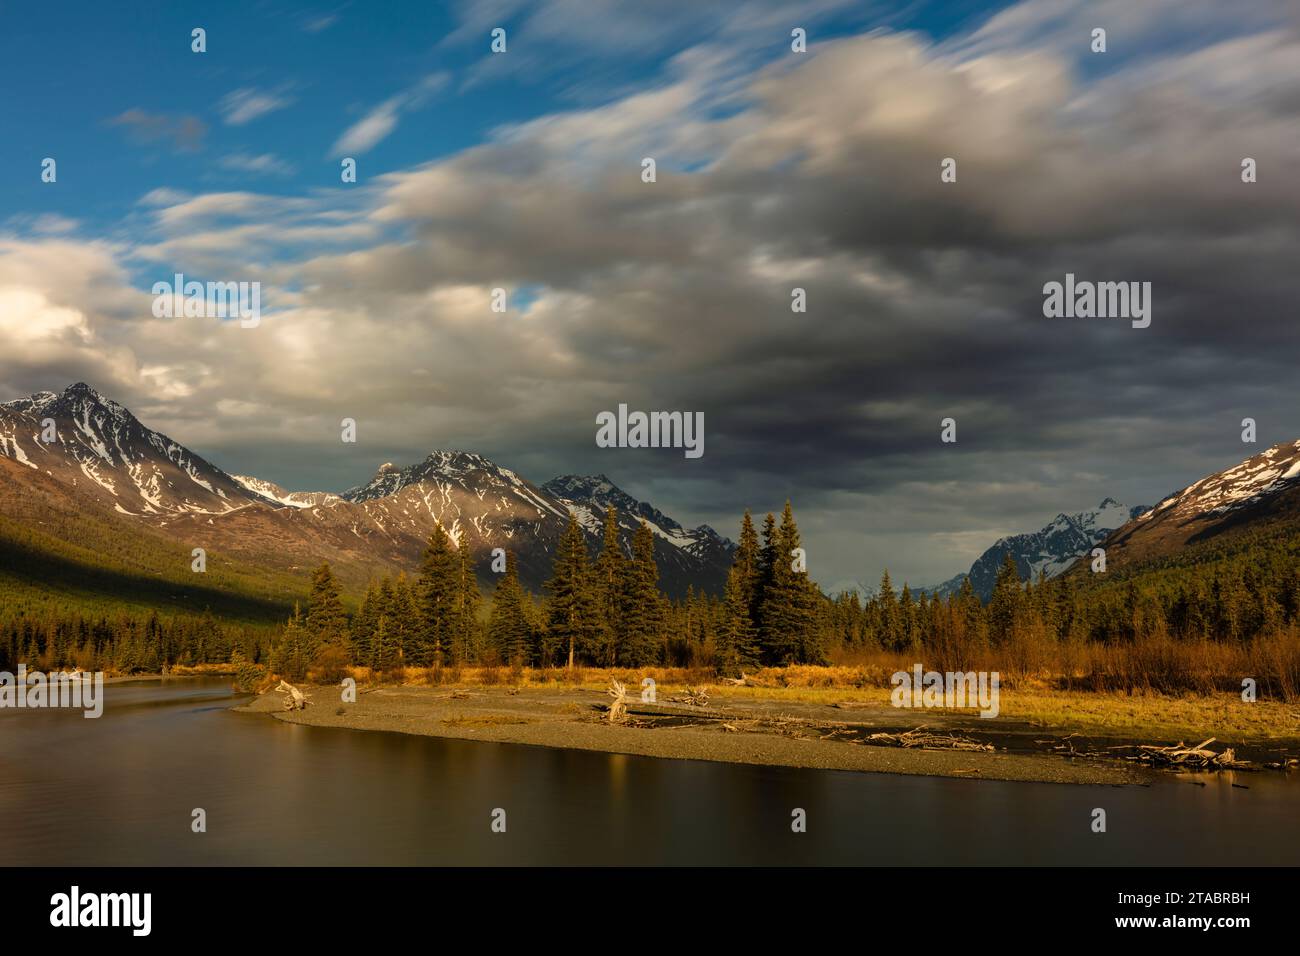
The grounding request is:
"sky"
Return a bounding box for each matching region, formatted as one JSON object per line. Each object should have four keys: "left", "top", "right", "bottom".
{"left": 1, "top": 0, "right": 1298, "bottom": 594}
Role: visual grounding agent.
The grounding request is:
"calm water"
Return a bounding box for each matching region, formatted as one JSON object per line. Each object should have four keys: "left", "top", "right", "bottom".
{"left": 1, "top": 678, "right": 1296, "bottom": 866}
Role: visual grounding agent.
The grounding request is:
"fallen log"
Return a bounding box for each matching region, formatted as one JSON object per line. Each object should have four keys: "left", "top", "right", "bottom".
{"left": 1113, "top": 738, "right": 1253, "bottom": 771}
{"left": 275, "top": 680, "right": 311, "bottom": 711}
{"left": 864, "top": 727, "right": 994, "bottom": 753}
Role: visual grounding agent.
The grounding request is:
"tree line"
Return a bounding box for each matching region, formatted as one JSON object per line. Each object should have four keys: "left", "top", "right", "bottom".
{"left": 279, "top": 501, "right": 825, "bottom": 677}
{"left": 288, "top": 501, "right": 1300, "bottom": 680}
{"left": 8, "top": 496, "right": 1298, "bottom": 685}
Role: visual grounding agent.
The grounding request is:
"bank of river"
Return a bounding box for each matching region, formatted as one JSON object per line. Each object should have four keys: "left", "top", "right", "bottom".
{"left": 242, "top": 682, "right": 1160, "bottom": 785}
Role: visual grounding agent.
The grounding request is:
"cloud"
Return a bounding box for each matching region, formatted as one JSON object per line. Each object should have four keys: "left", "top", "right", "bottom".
{"left": 303, "top": 13, "right": 340, "bottom": 33}
{"left": 8, "top": 0, "right": 1300, "bottom": 587}
{"left": 218, "top": 87, "right": 295, "bottom": 126}
{"left": 329, "top": 73, "right": 450, "bottom": 157}
{"left": 218, "top": 152, "right": 297, "bottom": 177}
{"left": 107, "top": 109, "right": 207, "bottom": 152}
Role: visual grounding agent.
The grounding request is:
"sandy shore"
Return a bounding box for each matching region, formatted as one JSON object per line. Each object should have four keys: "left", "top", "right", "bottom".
{"left": 236, "top": 683, "right": 1155, "bottom": 785}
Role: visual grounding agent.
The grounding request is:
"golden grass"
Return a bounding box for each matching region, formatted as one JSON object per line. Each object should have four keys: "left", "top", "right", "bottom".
{"left": 331, "top": 661, "right": 1300, "bottom": 745}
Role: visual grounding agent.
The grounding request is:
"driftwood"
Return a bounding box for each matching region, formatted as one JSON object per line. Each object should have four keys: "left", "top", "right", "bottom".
{"left": 1112, "top": 738, "right": 1252, "bottom": 771}
{"left": 607, "top": 679, "right": 628, "bottom": 724}
{"left": 275, "top": 680, "right": 310, "bottom": 711}
{"left": 864, "top": 727, "right": 995, "bottom": 753}
{"left": 668, "top": 686, "right": 711, "bottom": 707}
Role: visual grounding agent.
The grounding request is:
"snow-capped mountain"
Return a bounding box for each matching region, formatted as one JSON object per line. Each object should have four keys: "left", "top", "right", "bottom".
{"left": 928, "top": 497, "right": 1147, "bottom": 600}
{"left": 543, "top": 474, "right": 735, "bottom": 590}
{"left": 1104, "top": 440, "right": 1300, "bottom": 566}
{"left": 0, "top": 384, "right": 734, "bottom": 596}
{"left": 0, "top": 383, "right": 263, "bottom": 517}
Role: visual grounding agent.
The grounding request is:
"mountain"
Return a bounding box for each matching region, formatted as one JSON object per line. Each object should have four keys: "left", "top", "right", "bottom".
{"left": 0, "top": 383, "right": 263, "bottom": 517}
{"left": 0, "top": 384, "right": 734, "bottom": 600}
{"left": 542, "top": 474, "right": 734, "bottom": 593}
{"left": 1099, "top": 440, "right": 1300, "bottom": 568}
{"left": 927, "top": 498, "right": 1147, "bottom": 601}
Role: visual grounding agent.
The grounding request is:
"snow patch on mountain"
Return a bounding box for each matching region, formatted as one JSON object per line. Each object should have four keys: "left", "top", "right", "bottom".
{"left": 1136, "top": 440, "right": 1300, "bottom": 523}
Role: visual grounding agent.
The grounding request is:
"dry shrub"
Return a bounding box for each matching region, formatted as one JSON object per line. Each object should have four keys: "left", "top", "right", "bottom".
{"left": 310, "top": 645, "right": 350, "bottom": 685}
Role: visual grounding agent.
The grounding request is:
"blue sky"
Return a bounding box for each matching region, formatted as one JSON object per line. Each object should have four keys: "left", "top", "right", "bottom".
{"left": 1, "top": 0, "right": 1013, "bottom": 236}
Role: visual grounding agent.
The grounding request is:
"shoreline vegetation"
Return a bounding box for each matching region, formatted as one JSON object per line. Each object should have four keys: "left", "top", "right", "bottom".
{"left": 222, "top": 662, "right": 1300, "bottom": 786}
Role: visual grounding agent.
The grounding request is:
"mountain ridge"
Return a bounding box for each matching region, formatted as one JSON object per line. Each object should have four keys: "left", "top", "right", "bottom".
{"left": 0, "top": 384, "right": 735, "bottom": 597}
{"left": 925, "top": 498, "right": 1149, "bottom": 601}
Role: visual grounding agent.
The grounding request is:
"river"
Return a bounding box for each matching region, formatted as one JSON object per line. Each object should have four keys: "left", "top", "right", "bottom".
{"left": 2, "top": 678, "right": 1296, "bottom": 865}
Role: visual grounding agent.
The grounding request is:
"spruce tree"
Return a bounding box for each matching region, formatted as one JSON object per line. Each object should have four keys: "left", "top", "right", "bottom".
{"left": 414, "top": 525, "right": 459, "bottom": 666}
{"left": 592, "top": 505, "right": 625, "bottom": 665}
{"left": 545, "top": 514, "right": 599, "bottom": 668}
{"left": 489, "top": 551, "right": 531, "bottom": 665}
{"left": 351, "top": 580, "right": 380, "bottom": 666}
{"left": 988, "top": 553, "right": 1023, "bottom": 646}
{"left": 876, "top": 569, "right": 899, "bottom": 650}
{"left": 450, "top": 544, "right": 481, "bottom": 664}
{"left": 372, "top": 614, "right": 398, "bottom": 673}
{"left": 306, "top": 563, "right": 348, "bottom": 651}
{"left": 718, "top": 563, "right": 759, "bottom": 673}
{"left": 754, "top": 512, "right": 778, "bottom": 632}
{"left": 757, "top": 501, "right": 818, "bottom": 664}
{"left": 619, "top": 521, "right": 664, "bottom": 666}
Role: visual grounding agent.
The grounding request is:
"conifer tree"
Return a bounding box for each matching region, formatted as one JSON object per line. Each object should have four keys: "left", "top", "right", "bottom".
{"left": 757, "top": 501, "right": 818, "bottom": 664}
{"left": 351, "top": 580, "right": 380, "bottom": 665}
{"left": 414, "top": 525, "right": 459, "bottom": 666}
{"left": 490, "top": 551, "right": 531, "bottom": 665}
{"left": 754, "top": 512, "right": 778, "bottom": 629}
{"left": 372, "top": 614, "right": 398, "bottom": 673}
{"left": 272, "top": 603, "right": 311, "bottom": 681}
{"left": 876, "top": 569, "right": 899, "bottom": 650}
{"left": 592, "top": 505, "right": 625, "bottom": 665}
{"left": 388, "top": 574, "right": 415, "bottom": 661}
{"left": 718, "top": 563, "right": 759, "bottom": 673}
{"left": 734, "top": 510, "right": 760, "bottom": 618}
{"left": 450, "top": 544, "right": 481, "bottom": 664}
{"left": 988, "top": 553, "right": 1023, "bottom": 646}
{"left": 545, "top": 514, "right": 599, "bottom": 668}
{"left": 306, "top": 563, "right": 348, "bottom": 651}
{"left": 619, "top": 520, "right": 663, "bottom": 666}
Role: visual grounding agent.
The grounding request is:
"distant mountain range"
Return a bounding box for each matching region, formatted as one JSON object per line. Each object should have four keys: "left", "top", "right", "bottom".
{"left": 924, "top": 498, "right": 1148, "bottom": 601}
{"left": 0, "top": 384, "right": 734, "bottom": 597}
{"left": 5, "top": 383, "right": 1299, "bottom": 615}
{"left": 927, "top": 438, "right": 1300, "bottom": 600}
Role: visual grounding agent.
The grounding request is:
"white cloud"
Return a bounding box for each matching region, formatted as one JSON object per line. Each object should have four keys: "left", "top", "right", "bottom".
{"left": 328, "top": 73, "right": 449, "bottom": 157}
{"left": 219, "top": 152, "right": 296, "bottom": 176}
{"left": 219, "top": 87, "right": 294, "bottom": 126}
